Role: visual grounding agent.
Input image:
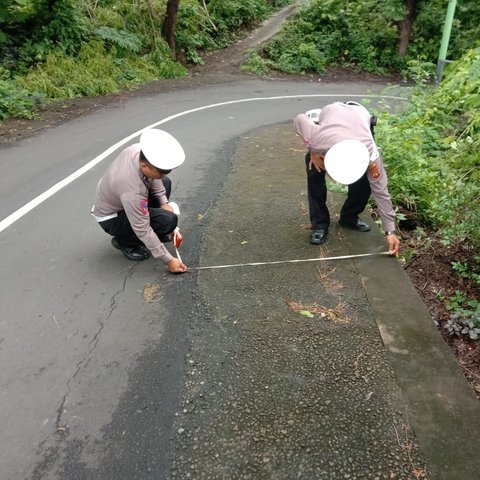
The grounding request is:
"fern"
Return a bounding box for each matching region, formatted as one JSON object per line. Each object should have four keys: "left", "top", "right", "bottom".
{"left": 468, "top": 56, "right": 480, "bottom": 81}
{"left": 93, "top": 27, "right": 142, "bottom": 53}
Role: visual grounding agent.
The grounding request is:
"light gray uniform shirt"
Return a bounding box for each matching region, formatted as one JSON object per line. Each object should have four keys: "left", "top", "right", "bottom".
{"left": 93, "top": 144, "right": 174, "bottom": 263}
{"left": 294, "top": 102, "right": 396, "bottom": 232}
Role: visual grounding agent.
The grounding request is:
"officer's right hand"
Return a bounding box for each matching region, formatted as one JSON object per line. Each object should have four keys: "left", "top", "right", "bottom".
{"left": 386, "top": 234, "right": 400, "bottom": 257}
{"left": 168, "top": 258, "right": 188, "bottom": 274}
{"left": 309, "top": 152, "right": 325, "bottom": 172}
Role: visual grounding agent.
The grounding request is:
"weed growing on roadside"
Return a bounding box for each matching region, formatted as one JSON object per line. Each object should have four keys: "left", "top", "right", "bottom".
{"left": 444, "top": 291, "right": 480, "bottom": 340}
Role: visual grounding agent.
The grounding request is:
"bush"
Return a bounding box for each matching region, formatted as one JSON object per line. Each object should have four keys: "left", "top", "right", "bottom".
{"left": 276, "top": 42, "right": 325, "bottom": 74}
{"left": 260, "top": 0, "right": 407, "bottom": 75}
{"left": 444, "top": 291, "right": 480, "bottom": 340}
{"left": 1, "top": 0, "right": 90, "bottom": 72}
{"left": 410, "top": 0, "right": 480, "bottom": 64}
{"left": 241, "top": 49, "right": 271, "bottom": 75}
{"left": 176, "top": 0, "right": 219, "bottom": 64}
{"left": 0, "top": 80, "right": 43, "bottom": 120}
{"left": 0, "top": 66, "right": 44, "bottom": 119}
{"left": 376, "top": 47, "right": 480, "bottom": 246}
{"left": 257, "top": 0, "right": 480, "bottom": 76}
{"left": 208, "top": 0, "right": 271, "bottom": 32}
{"left": 93, "top": 27, "right": 143, "bottom": 54}
{"left": 16, "top": 40, "right": 186, "bottom": 100}
{"left": 0, "top": 0, "right": 294, "bottom": 121}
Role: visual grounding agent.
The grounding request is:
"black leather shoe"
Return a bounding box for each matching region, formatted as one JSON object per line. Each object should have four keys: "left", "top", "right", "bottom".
{"left": 111, "top": 238, "right": 150, "bottom": 261}
{"left": 310, "top": 229, "right": 328, "bottom": 245}
{"left": 339, "top": 218, "right": 371, "bottom": 232}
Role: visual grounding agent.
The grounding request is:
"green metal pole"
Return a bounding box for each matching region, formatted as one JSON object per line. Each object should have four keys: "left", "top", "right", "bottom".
{"left": 436, "top": 0, "right": 458, "bottom": 83}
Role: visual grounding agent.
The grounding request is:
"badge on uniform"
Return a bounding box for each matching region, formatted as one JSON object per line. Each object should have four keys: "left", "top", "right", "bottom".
{"left": 140, "top": 199, "right": 148, "bottom": 215}
{"left": 368, "top": 161, "right": 381, "bottom": 179}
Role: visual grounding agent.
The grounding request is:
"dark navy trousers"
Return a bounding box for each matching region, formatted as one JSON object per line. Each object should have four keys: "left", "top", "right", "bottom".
{"left": 305, "top": 153, "right": 371, "bottom": 230}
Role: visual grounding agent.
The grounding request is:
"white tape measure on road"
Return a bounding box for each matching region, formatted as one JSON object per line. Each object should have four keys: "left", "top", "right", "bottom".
{"left": 193, "top": 251, "right": 391, "bottom": 271}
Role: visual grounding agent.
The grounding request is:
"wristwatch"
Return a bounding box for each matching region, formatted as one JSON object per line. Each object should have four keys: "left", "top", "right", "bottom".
{"left": 384, "top": 230, "right": 396, "bottom": 236}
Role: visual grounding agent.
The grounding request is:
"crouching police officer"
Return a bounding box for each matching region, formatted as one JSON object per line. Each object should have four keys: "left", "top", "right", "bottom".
{"left": 91, "top": 128, "right": 188, "bottom": 273}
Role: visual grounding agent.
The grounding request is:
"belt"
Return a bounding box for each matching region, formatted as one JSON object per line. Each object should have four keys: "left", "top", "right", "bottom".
{"left": 91, "top": 205, "right": 118, "bottom": 223}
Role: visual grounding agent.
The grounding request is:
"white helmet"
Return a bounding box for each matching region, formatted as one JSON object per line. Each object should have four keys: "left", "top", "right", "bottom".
{"left": 324, "top": 139, "right": 369, "bottom": 185}
{"left": 140, "top": 129, "right": 185, "bottom": 170}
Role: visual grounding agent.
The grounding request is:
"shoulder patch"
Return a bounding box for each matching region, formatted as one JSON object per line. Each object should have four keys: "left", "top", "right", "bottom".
{"left": 368, "top": 161, "right": 381, "bottom": 179}
{"left": 140, "top": 199, "right": 148, "bottom": 215}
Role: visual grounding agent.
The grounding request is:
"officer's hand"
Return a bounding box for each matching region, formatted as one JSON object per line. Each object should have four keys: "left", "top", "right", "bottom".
{"left": 160, "top": 203, "right": 174, "bottom": 212}
{"left": 386, "top": 234, "right": 400, "bottom": 257}
{"left": 168, "top": 258, "right": 188, "bottom": 274}
{"left": 309, "top": 152, "right": 325, "bottom": 172}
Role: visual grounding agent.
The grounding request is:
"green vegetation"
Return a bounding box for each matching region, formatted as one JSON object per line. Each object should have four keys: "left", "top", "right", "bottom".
{"left": 0, "top": 0, "right": 291, "bottom": 120}
{"left": 15, "top": 41, "right": 186, "bottom": 99}
{"left": 0, "top": 66, "right": 44, "bottom": 119}
{"left": 258, "top": 0, "right": 404, "bottom": 74}
{"left": 243, "top": 0, "right": 480, "bottom": 76}
{"left": 446, "top": 257, "right": 480, "bottom": 339}
{"left": 377, "top": 48, "right": 480, "bottom": 247}
{"left": 452, "top": 257, "right": 480, "bottom": 286}
{"left": 444, "top": 291, "right": 480, "bottom": 340}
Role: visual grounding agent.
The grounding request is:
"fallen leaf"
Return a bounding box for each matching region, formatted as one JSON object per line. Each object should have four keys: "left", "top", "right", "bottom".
{"left": 412, "top": 468, "right": 425, "bottom": 479}
{"left": 143, "top": 283, "right": 162, "bottom": 303}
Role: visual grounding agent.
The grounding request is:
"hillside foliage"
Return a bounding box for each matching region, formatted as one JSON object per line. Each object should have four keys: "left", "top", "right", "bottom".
{"left": 243, "top": 0, "right": 480, "bottom": 76}
{"left": 376, "top": 48, "right": 480, "bottom": 247}
{"left": 0, "top": 0, "right": 291, "bottom": 119}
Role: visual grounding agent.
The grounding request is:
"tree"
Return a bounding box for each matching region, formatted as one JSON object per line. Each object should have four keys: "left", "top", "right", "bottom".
{"left": 398, "top": 0, "right": 419, "bottom": 56}
{"left": 162, "top": 0, "right": 180, "bottom": 58}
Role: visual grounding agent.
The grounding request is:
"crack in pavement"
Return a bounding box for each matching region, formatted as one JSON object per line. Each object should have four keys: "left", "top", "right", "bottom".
{"left": 30, "top": 265, "right": 138, "bottom": 480}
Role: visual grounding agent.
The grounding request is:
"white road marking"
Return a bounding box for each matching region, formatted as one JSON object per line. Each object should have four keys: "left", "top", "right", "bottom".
{"left": 0, "top": 93, "right": 406, "bottom": 233}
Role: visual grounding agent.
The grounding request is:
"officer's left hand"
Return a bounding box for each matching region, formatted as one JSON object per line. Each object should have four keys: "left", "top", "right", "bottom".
{"left": 386, "top": 234, "right": 400, "bottom": 257}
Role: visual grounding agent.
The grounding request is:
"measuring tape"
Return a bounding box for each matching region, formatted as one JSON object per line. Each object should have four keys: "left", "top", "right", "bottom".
{"left": 191, "top": 251, "right": 391, "bottom": 271}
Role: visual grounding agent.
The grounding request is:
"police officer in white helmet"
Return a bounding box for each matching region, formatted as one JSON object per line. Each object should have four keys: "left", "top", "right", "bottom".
{"left": 92, "top": 128, "right": 188, "bottom": 273}
{"left": 295, "top": 102, "right": 399, "bottom": 256}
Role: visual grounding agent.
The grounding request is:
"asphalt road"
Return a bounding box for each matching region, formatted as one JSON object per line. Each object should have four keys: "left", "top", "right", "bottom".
{"left": 0, "top": 80, "right": 399, "bottom": 479}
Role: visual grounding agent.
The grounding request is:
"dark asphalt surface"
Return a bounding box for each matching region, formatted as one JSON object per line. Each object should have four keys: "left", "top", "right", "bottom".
{"left": 167, "top": 124, "right": 480, "bottom": 480}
